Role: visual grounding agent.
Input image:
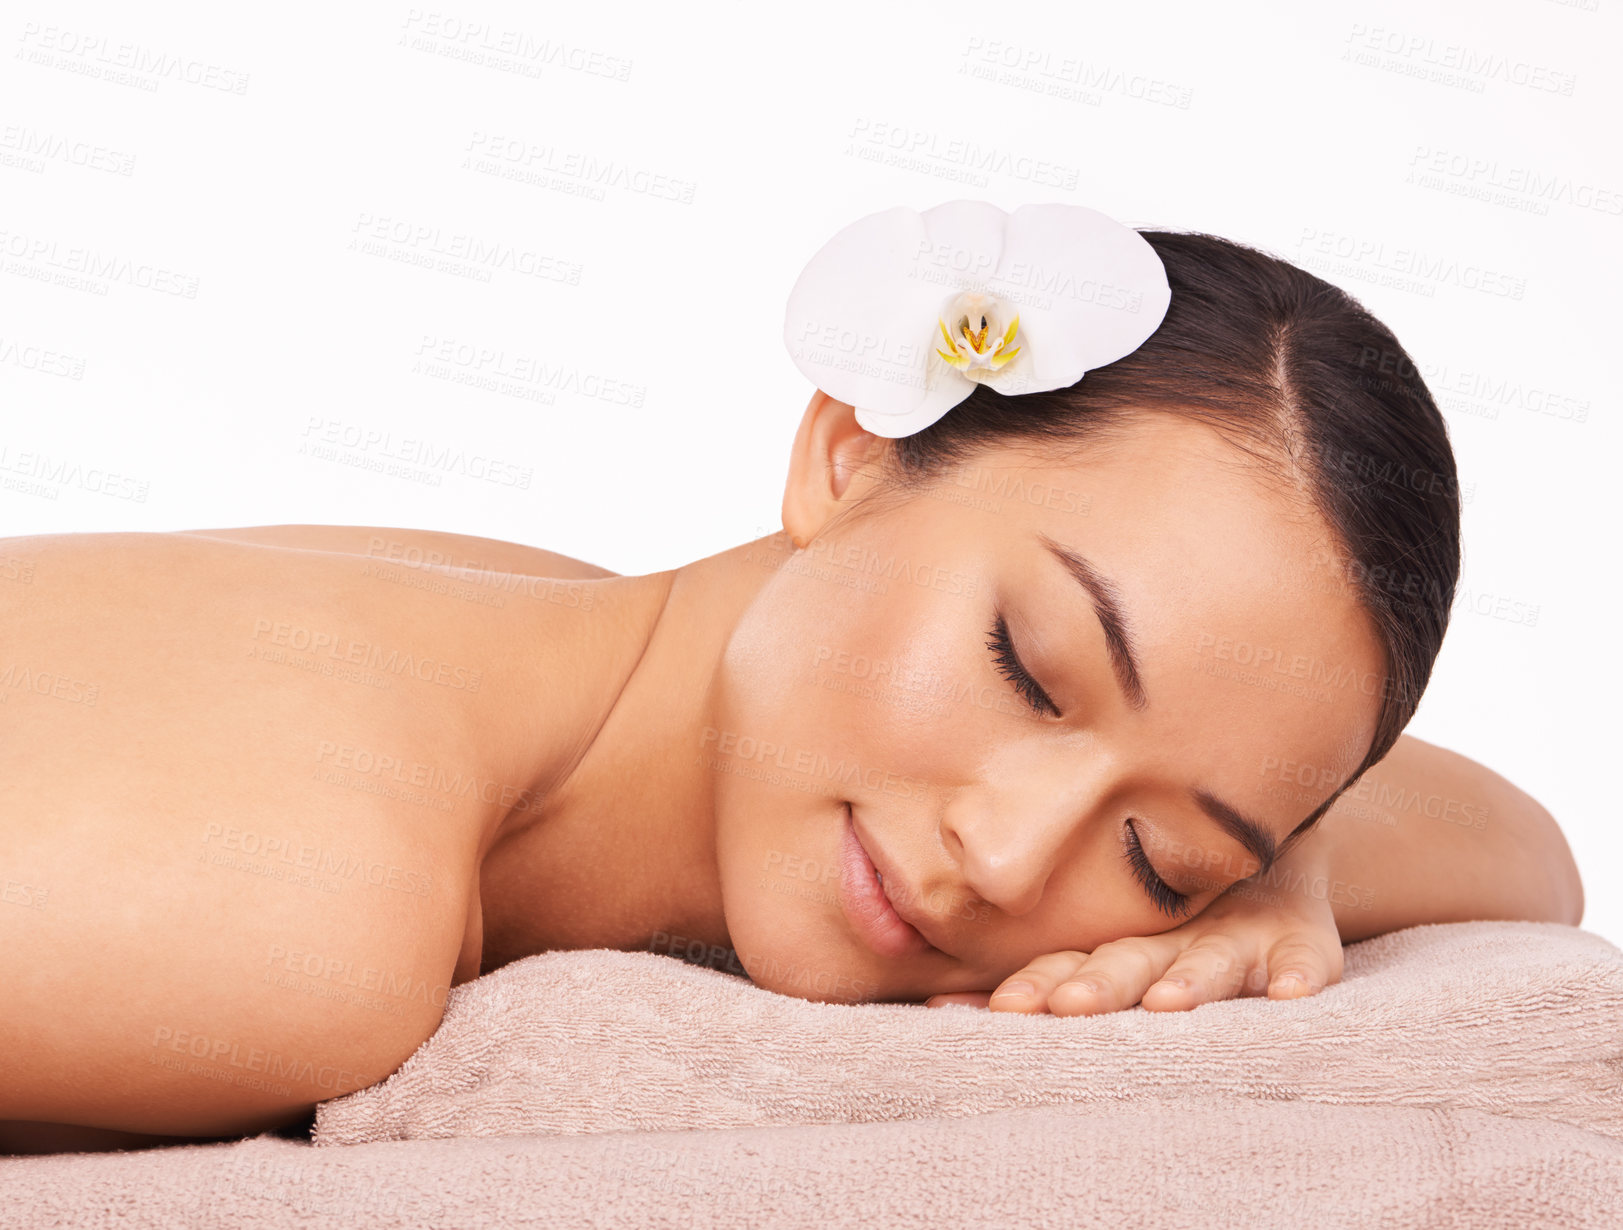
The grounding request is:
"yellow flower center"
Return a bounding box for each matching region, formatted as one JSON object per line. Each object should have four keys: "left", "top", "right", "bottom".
{"left": 934, "top": 290, "right": 1021, "bottom": 379}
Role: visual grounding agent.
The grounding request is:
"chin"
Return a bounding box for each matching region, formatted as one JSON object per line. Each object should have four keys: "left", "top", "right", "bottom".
{"left": 717, "top": 876, "right": 881, "bottom": 1005}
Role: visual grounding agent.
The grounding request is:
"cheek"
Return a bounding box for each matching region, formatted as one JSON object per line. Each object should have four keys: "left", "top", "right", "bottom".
{"left": 705, "top": 569, "right": 994, "bottom": 991}
{"left": 714, "top": 568, "right": 990, "bottom": 816}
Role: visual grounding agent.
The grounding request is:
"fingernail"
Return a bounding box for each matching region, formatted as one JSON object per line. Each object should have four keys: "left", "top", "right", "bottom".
{"left": 991, "top": 981, "right": 1035, "bottom": 999}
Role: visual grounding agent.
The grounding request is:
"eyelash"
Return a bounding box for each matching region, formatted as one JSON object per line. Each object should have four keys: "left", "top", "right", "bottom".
{"left": 1123, "top": 821, "right": 1193, "bottom": 920}
{"left": 986, "top": 613, "right": 1061, "bottom": 717}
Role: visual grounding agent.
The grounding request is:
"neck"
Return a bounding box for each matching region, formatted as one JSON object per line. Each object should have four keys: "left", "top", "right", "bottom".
{"left": 477, "top": 531, "right": 796, "bottom": 972}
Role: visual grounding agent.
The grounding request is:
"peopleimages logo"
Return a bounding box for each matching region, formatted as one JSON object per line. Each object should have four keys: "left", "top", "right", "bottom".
{"left": 769, "top": 533, "right": 981, "bottom": 599}
{"left": 1295, "top": 228, "right": 1527, "bottom": 300}
{"left": 17, "top": 23, "right": 252, "bottom": 94}
{"left": 0, "top": 228, "right": 200, "bottom": 297}
{"left": 1192, "top": 632, "right": 1414, "bottom": 704}
{"left": 149, "top": 1026, "right": 368, "bottom": 1095}
{"left": 1343, "top": 24, "right": 1578, "bottom": 96}
{"left": 0, "top": 124, "right": 137, "bottom": 175}
{"left": 700, "top": 726, "right": 925, "bottom": 799}
{"left": 0, "top": 446, "right": 147, "bottom": 500}
{"left": 314, "top": 739, "right": 546, "bottom": 815}
{"left": 200, "top": 822, "right": 434, "bottom": 897}
{"left": 250, "top": 618, "right": 483, "bottom": 691}
{"left": 299, "top": 417, "right": 533, "bottom": 488}
{"left": 1408, "top": 146, "right": 1621, "bottom": 216}
{"left": 352, "top": 213, "right": 585, "bottom": 283}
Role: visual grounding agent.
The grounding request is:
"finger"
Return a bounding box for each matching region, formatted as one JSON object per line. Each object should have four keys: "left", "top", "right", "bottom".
{"left": 986, "top": 951, "right": 1090, "bottom": 1014}
{"left": 924, "top": 991, "right": 993, "bottom": 1009}
{"left": 1047, "top": 938, "right": 1176, "bottom": 1018}
{"left": 1139, "top": 937, "right": 1254, "bottom": 1012}
{"left": 1265, "top": 938, "right": 1342, "bottom": 1000}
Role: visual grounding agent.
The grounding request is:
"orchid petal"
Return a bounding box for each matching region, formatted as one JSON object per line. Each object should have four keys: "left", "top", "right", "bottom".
{"left": 783, "top": 199, "right": 1171, "bottom": 438}
{"left": 988, "top": 203, "right": 1171, "bottom": 391}
{"left": 782, "top": 206, "right": 958, "bottom": 418}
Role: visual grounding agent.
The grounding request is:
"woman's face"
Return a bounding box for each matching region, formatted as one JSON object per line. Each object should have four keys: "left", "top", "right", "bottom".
{"left": 708, "top": 397, "right": 1384, "bottom": 1003}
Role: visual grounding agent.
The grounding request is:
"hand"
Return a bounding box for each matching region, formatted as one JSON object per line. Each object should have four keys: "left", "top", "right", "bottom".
{"left": 925, "top": 878, "right": 1343, "bottom": 1016}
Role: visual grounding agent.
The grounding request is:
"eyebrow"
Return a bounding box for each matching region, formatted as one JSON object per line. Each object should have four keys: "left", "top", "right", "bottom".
{"left": 1038, "top": 533, "right": 1148, "bottom": 711}
{"left": 1038, "top": 532, "right": 1281, "bottom": 879}
{"left": 1192, "top": 789, "right": 1279, "bottom": 877}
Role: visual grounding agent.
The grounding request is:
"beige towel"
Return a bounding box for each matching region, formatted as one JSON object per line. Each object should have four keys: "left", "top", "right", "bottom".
{"left": 5, "top": 921, "right": 1622, "bottom": 1229}
{"left": 313, "top": 920, "right": 1623, "bottom": 1146}
{"left": 6, "top": 1100, "right": 1623, "bottom": 1229}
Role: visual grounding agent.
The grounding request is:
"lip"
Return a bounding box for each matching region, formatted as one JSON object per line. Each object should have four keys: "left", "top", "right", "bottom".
{"left": 838, "top": 805, "right": 938, "bottom": 959}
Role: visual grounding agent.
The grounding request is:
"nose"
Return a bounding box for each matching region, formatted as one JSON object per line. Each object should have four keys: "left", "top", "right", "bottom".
{"left": 937, "top": 737, "right": 1108, "bottom": 917}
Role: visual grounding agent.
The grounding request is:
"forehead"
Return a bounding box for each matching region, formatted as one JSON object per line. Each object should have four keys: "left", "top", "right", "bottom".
{"left": 942, "top": 413, "right": 1385, "bottom": 798}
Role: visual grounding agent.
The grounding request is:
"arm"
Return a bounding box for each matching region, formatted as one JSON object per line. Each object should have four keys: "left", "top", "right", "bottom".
{"left": 1269, "top": 733, "right": 1583, "bottom": 942}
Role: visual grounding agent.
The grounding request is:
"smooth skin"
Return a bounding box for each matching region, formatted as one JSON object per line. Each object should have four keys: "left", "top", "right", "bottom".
{"left": 0, "top": 392, "right": 1583, "bottom": 1151}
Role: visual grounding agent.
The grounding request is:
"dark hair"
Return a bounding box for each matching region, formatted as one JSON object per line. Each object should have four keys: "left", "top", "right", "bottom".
{"left": 871, "top": 230, "right": 1462, "bottom": 844}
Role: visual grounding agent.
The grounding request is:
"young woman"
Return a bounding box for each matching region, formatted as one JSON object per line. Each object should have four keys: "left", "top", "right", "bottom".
{"left": 0, "top": 225, "right": 1582, "bottom": 1155}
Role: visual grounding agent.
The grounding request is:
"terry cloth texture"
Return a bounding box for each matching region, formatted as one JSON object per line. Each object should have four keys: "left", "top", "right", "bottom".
{"left": 312, "top": 921, "right": 1623, "bottom": 1145}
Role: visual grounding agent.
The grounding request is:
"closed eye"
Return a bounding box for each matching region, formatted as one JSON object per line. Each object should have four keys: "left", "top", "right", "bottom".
{"left": 1123, "top": 820, "right": 1193, "bottom": 920}
{"left": 986, "top": 612, "right": 1060, "bottom": 717}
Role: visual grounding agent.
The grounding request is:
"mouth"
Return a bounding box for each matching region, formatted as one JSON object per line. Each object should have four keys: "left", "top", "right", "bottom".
{"left": 837, "top": 803, "right": 934, "bottom": 959}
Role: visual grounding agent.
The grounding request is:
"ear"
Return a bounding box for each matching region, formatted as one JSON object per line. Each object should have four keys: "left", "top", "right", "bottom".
{"left": 780, "top": 390, "right": 886, "bottom": 549}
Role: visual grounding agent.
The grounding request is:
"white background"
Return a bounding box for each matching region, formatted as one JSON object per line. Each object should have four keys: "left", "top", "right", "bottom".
{"left": 2, "top": 1, "right": 1618, "bottom": 942}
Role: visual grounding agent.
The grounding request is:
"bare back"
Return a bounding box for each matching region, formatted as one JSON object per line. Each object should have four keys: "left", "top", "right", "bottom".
{"left": 0, "top": 525, "right": 619, "bottom": 1144}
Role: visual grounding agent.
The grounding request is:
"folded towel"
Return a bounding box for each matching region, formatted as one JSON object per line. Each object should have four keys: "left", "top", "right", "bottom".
{"left": 12, "top": 1099, "right": 1623, "bottom": 1230}
{"left": 312, "top": 920, "right": 1623, "bottom": 1146}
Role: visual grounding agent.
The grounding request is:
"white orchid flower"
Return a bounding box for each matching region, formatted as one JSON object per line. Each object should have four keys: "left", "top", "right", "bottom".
{"left": 783, "top": 200, "right": 1173, "bottom": 439}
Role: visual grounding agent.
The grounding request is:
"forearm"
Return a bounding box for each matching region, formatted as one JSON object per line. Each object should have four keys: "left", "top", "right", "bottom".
{"left": 1242, "top": 734, "right": 1584, "bottom": 944}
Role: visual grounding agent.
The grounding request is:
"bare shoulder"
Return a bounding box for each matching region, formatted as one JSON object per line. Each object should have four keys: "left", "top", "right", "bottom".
{"left": 163, "top": 524, "right": 620, "bottom": 580}
{"left": 1375, "top": 733, "right": 1582, "bottom": 923}
{"left": 1380, "top": 734, "right": 1553, "bottom": 817}
{"left": 1370, "top": 735, "right": 1562, "bottom": 838}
